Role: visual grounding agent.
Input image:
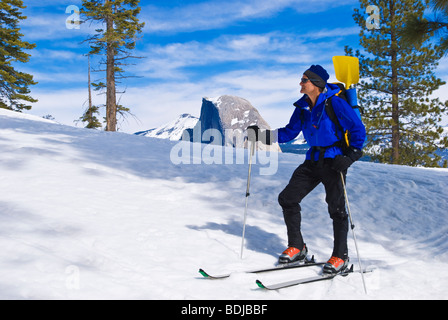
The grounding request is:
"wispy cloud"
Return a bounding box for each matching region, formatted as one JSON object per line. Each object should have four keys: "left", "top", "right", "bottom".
{"left": 132, "top": 29, "right": 352, "bottom": 81}
{"left": 302, "top": 26, "right": 360, "bottom": 40}
{"left": 143, "top": 0, "right": 290, "bottom": 33}
{"left": 21, "top": 2, "right": 102, "bottom": 42}
{"left": 143, "top": 0, "right": 357, "bottom": 33}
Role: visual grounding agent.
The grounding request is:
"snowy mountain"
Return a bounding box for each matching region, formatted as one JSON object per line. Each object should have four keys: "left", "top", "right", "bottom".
{"left": 1, "top": 108, "right": 448, "bottom": 300}
{"left": 188, "top": 95, "right": 282, "bottom": 152}
{"left": 134, "top": 113, "right": 198, "bottom": 141}
{"left": 278, "top": 133, "right": 309, "bottom": 155}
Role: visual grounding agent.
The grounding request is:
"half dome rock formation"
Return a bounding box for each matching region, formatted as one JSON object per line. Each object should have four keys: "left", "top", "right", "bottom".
{"left": 185, "top": 95, "right": 281, "bottom": 152}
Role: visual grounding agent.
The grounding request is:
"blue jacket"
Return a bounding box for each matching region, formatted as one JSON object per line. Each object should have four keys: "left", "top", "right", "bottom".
{"left": 276, "top": 83, "right": 366, "bottom": 161}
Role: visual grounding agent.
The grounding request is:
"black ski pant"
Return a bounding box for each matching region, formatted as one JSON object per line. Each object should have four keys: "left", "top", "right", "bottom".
{"left": 278, "top": 159, "right": 349, "bottom": 259}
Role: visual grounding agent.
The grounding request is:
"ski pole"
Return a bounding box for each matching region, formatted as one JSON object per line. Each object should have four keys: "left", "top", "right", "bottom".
{"left": 240, "top": 139, "right": 256, "bottom": 259}
{"left": 340, "top": 172, "right": 368, "bottom": 294}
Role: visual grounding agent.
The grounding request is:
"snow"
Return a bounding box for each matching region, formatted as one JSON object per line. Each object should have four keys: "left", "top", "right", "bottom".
{"left": 0, "top": 108, "right": 448, "bottom": 300}
{"left": 135, "top": 114, "right": 198, "bottom": 141}
{"left": 205, "top": 96, "right": 222, "bottom": 109}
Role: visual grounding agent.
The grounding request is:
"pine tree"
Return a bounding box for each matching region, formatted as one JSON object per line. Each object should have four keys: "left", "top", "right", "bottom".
{"left": 401, "top": 0, "right": 448, "bottom": 51}
{"left": 81, "top": 0, "right": 144, "bottom": 132}
{"left": 0, "top": 0, "right": 37, "bottom": 111}
{"left": 347, "top": 0, "right": 448, "bottom": 167}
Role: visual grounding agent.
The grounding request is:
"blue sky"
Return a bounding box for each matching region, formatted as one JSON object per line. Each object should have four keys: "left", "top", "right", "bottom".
{"left": 18, "top": 0, "right": 448, "bottom": 133}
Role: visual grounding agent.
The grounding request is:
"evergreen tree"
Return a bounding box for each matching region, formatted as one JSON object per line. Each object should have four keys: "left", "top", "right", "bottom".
{"left": 81, "top": 0, "right": 144, "bottom": 132}
{"left": 0, "top": 0, "right": 37, "bottom": 111}
{"left": 79, "top": 104, "right": 102, "bottom": 129}
{"left": 401, "top": 0, "right": 448, "bottom": 51}
{"left": 347, "top": 0, "right": 448, "bottom": 167}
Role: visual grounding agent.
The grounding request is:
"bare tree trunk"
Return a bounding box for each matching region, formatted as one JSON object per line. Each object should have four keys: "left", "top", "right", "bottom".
{"left": 105, "top": 0, "right": 117, "bottom": 132}
{"left": 390, "top": 0, "right": 400, "bottom": 163}
{"left": 87, "top": 55, "right": 93, "bottom": 123}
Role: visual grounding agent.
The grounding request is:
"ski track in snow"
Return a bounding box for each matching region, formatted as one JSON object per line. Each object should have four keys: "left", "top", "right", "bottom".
{"left": 0, "top": 109, "right": 447, "bottom": 300}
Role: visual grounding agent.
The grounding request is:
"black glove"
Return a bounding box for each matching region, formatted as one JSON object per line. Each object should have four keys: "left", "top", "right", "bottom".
{"left": 247, "top": 125, "right": 273, "bottom": 145}
{"left": 331, "top": 147, "right": 363, "bottom": 172}
{"left": 331, "top": 155, "right": 354, "bottom": 172}
{"left": 247, "top": 125, "right": 260, "bottom": 142}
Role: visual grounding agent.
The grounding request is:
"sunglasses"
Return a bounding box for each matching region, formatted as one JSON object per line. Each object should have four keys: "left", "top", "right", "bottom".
{"left": 300, "top": 77, "right": 320, "bottom": 84}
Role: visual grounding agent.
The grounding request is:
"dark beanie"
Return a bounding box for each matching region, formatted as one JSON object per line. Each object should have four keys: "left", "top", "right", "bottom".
{"left": 304, "top": 65, "right": 329, "bottom": 89}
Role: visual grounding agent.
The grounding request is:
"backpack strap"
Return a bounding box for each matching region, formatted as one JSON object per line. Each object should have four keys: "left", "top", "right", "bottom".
{"left": 309, "top": 97, "right": 352, "bottom": 167}
{"left": 325, "top": 97, "right": 343, "bottom": 138}
{"left": 325, "top": 97, "right": 350, "bottom": 150}
{"left": 299, "top": 94, "right": 353, "bottom": 166}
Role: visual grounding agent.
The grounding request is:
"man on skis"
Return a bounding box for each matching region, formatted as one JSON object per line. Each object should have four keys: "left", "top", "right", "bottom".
{"left": 248, "top": 65, "right": 366, "bottom": 274}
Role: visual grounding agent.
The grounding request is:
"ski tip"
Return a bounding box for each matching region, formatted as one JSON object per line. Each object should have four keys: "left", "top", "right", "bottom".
{"left": 198, "top": 269, "right": 210, "bottom": 278}
{"left": 255, "top": 280, "right": 266, "bottom": 289}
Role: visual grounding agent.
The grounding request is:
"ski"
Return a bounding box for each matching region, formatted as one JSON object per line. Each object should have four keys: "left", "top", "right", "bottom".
{"left": 256, "top": 265, "right": 354, "bottom": 290}
{"left": 199, "top": 256, "right": 325, "bottom": 279}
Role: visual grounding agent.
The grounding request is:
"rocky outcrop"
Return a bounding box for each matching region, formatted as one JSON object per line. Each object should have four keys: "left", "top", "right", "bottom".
{"left": 185, "top": 95, "right": 281, "bottom": 152}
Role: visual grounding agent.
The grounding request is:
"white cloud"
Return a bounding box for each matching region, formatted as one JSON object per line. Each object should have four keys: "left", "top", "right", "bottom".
{"left": 143, "top": 0, "right": 291, "bottom": 33}
{"left": 302, "top": 26, "right": 360, "bottom": 40}
{"left": 32, "top": 48, "right": 83, "bottom": 61}
{"left": 132, "top": 29, "right": 349, "bottom": 81}
{"left": 27, "top": 88, "right": 89, "bottom": 125}
{"left": 21, "top": 4, "right": 103, "bottom": 42}
{"left": 31, "top": 70, "right": 86, "bottom": 84}
{"left": 143, "top": 0, "right": 357, "bottom": 34}
{"left": 21, "top": 12, "right": 87, "bottom": 41}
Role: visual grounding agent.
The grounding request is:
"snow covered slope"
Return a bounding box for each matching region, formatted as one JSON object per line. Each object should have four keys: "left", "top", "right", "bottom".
{"left": 0, "top": 108, "right": 447, "bottom": 300}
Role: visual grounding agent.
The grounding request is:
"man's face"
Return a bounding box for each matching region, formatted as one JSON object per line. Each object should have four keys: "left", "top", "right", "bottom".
{"left": 300, "top": 75, "right": 316, "bottom": 95}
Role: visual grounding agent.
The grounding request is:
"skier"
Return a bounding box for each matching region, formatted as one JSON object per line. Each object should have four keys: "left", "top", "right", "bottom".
{"left": 248, "top": 65, "right": 366, "bottom": 274}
